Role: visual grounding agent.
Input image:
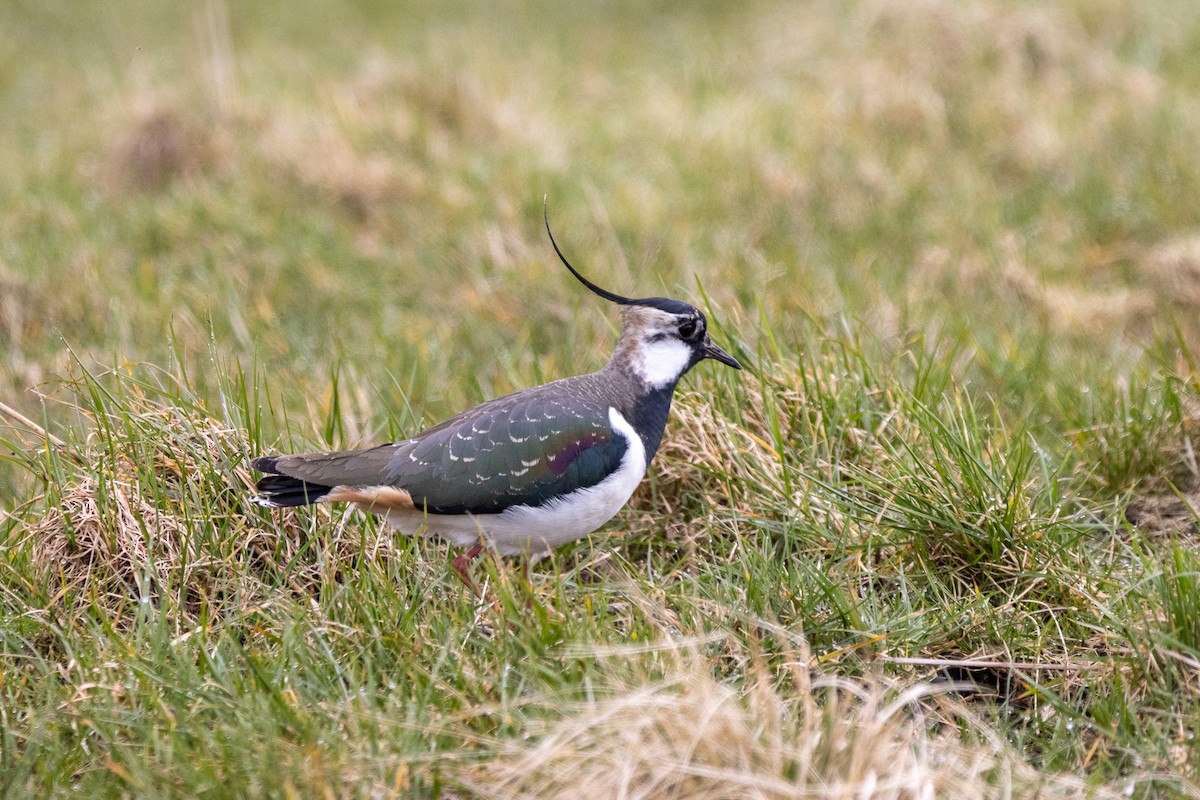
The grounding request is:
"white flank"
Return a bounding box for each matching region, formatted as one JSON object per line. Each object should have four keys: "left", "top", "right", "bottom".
{"left": 633, "top": 338, "right": 691, "bottom": 389}
{"left": 381, "top": 407, "right": 648, "bottom": 556}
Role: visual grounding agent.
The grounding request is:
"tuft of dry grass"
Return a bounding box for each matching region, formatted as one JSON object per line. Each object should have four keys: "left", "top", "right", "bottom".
{"left": 23, "top": 403, "right": 251, "bottom": 616}
{"left": 1125, "top": 492, "right": 1200, "bottom": 540}
{"left": 11, "top": 372, "right": 406, "bottom": 622}
{"left": 255, "top": 105, "right": 418, "bottom": 224}
{"left": 104, "top": 101, "right": 223, "bottom": 192}
{"left": 453, "top": 645, "right": 1123, "bottom": 800}
{"left": 1140, "top": 235, "right": 1200, "bottom": 351}
{"left": 1143, "top": 235, "right": 1200, "bottom": 308}
{"left": 642, "top": 381, "right": 791, "bottom": 521}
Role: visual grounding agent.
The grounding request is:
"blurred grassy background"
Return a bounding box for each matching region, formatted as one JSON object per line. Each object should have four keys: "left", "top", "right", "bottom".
{"left": 4, "top": 0, "right": 1199, "bottom": 440}
{"left": 4, "top": 0, "right": 1200, "bottom": 795}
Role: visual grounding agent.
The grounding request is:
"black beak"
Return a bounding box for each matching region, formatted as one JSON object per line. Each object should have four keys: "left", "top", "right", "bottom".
{"left": 702, "top": 338, "right": 741, "bottom": 370}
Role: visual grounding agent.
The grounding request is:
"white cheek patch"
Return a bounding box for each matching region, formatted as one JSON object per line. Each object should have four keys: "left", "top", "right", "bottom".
{"left": 634, "top": 338, "right": 692, "bottom": 388}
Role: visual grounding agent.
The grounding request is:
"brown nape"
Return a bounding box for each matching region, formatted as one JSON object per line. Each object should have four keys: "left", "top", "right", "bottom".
{"left": 609, "top": 305, "right": 680, "bottom": 362}
{"left": 322, "top": 485, "right": 417, "bottom": 512}
{"left": 619, "top": 304, "right": 678, "bottom": 332}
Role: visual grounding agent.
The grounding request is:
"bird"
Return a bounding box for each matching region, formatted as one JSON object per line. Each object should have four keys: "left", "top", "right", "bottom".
{"left": 251, "top": 204, "right": 741, "bottom": 582}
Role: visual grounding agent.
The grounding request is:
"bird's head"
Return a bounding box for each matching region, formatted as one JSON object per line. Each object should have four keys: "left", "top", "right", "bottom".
{"left": 544, "top": 203, "right": 741, "bottom": 390}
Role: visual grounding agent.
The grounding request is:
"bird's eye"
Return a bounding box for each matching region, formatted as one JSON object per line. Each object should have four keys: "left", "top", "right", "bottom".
{"left": 678, "top": 319, "right": 698, "bottom": 339}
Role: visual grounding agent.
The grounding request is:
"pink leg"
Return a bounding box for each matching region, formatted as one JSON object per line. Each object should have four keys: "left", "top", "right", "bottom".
{"left": 451, "top": 543, "right": 485, "bottom": 593}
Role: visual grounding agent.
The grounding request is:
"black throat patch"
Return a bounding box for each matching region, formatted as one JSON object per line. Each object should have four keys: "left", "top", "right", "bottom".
{"left": 621, "top": 382, "right": 677, "bottom": 462}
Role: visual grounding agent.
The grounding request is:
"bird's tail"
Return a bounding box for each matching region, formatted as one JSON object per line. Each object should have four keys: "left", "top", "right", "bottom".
{"left": 250, "top": 456, "right": 334, "bottom": 508}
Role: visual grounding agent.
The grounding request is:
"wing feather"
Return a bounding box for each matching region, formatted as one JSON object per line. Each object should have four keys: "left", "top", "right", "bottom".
{"left": 390, "top": 394, "right": 627, "bottom": 514}
{"left": 258, "top": 377, "right": 632, "bottom": 516}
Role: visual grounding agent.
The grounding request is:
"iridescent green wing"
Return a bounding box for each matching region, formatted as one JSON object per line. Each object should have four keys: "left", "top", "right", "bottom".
{"left": 387, "top": 388, "right": 628, "bottom": 514}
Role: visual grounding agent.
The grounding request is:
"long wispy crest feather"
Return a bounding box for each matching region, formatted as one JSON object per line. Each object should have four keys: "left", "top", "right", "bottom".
{"left": 543, "top": 197, "right": 637, "bottom": 306}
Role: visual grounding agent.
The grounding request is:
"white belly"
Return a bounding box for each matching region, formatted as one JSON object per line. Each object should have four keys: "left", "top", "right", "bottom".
{"left": 380, "top": 407, "right": 648, "bottom": 556}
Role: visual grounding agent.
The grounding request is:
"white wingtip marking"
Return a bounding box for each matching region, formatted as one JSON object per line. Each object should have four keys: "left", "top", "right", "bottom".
{"left": 250, "top": 495, "right": 281, "bottom": 508}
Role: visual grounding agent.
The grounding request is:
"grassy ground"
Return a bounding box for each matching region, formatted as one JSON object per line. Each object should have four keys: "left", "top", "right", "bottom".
{"left": 3, "top": 0, "right": 1200, "bottom": 795}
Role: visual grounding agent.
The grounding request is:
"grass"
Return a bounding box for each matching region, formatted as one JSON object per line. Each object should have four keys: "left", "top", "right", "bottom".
{"left": 3, "top": 0, "right": 1200, "bottom": 795}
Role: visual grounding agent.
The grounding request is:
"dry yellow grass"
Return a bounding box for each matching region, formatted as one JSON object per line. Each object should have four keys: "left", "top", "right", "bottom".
{"left": 454, "top": 644, "right": 1125, "bottom": 800}
{"left": 11, "top": 382, "right": 412, "bottom": 621}
{"left": 22, "top": 403, "right": 250, "bottom": 615}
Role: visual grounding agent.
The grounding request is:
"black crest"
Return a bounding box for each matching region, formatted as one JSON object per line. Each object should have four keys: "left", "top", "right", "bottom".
{"left": 544, "top": 199, "right": 697, "bottom": 316}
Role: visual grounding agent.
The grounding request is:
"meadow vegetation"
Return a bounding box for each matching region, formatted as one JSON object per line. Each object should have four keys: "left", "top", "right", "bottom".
{"left": 3, "top": 0, "right": 1200, "bottom": 795}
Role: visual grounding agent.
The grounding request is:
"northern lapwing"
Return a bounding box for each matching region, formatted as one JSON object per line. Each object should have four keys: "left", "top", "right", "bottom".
{"left": 251, "top": 205, "right": 741, "bottom": 582}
